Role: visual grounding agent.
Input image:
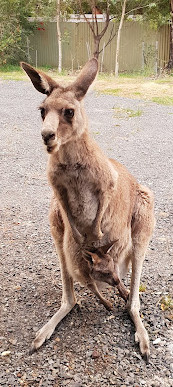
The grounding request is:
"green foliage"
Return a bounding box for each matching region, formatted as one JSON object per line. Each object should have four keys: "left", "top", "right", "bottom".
{"left": 0, "top": 0, "right": 34, "bottom": 64}
{"left": 140, "top": 0, "right": 170, "bottom": 28}
{"left": 0, "top": 0, "right": 170, "bottom": 65}
{"left": 0, "top": 0, "right": 58, "bottom": 64}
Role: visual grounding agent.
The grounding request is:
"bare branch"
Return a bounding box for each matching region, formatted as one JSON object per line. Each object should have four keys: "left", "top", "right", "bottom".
{"left": 98, "top": 4, "right": 110, "bottom": 40}
{"left": 94, "top": 3, "right": 99, "bottom": 37}
{"left": 98, "top": 30, "right": 117, "bottom": 55}
{"left": 125, "top": 4, "right": 151, "bottom": 17}
{"left": 77, "top": 0, "right": 96, "bottom": 36}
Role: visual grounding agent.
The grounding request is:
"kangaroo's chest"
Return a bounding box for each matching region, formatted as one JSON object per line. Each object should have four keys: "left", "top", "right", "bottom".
{"left": 49, "top": 162, "right": 98, "bottom": 226}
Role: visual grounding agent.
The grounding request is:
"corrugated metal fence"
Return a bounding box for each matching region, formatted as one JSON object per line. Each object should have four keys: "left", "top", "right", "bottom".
{"left": 29, "top": 20, "right": 169, "bottom": 73}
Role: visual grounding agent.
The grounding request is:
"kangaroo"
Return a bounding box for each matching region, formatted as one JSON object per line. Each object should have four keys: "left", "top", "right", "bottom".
{"left": 21, "top": 58, "right": 155, "bottom": 361}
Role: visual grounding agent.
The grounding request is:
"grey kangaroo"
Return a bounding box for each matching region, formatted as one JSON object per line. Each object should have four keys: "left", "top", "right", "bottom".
{"left": 21, "top": 58, "right": 155, "bottom": 361}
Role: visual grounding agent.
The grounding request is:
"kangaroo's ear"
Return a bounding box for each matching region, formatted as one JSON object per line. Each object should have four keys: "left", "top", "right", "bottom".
{"left": 20, "top": 62, "right": 59, "bottom": 95}
{"left": 83, "top": 250, "right": 101, "bottom": 265}
{"left": 70, "top": 58, "right": 98, "bottom": 100}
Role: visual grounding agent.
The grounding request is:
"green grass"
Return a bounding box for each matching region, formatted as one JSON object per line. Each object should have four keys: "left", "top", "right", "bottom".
{"left": 152, "top": 96, "right": 173, "bottom": 105}
{"left": 101, "top": 88, "right": 121, "bottom": 95}
{"left": 133, "top": 91, "right": 142, "bottom": 96}
{"left": 113, "top": 107, "right": 142, "bottom": 119}
{"left": 139, "top": 283, "right": 147, "bottom": 292}
{"left": 0, "top": 64, "right": 22, "bottom": 72}
{"left": 0, "top": 64, "right": 24, "bottom": 80}
{"left": 160, "top": 295, "right": 173, "bottom": 311}
{"left": 0, "top": 64, "right": 68, "bottom": 80}
{"left": 1, "top": 65, "right": 173, "bottom": 106}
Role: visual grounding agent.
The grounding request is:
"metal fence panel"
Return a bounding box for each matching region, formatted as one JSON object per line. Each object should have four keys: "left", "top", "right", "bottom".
{"left": 29, "top": 21, "right": 170, "bottom": 73}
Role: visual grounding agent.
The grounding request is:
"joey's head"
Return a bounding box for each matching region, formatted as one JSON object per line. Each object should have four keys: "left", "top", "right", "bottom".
{"left": 21, "top": 59, "right": 98, "bottom": 153}
{"left": 83, "top": 241, "right": 120, "bottom": 287}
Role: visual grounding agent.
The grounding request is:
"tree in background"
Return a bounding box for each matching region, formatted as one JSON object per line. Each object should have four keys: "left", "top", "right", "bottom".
{"left": 0, "top": 0, "right": 172, "bottom": 72}
{"left": 77, "top": 1, "right": 114, "bottom": 59}
{"left": 143, "top": 0, "right": 172, "bottom": 70}
{"left": 0, "top": 0, "right": 56, "bottom": 65}
{"left": 0, "top": 0, "right": 33, "bottom": 64}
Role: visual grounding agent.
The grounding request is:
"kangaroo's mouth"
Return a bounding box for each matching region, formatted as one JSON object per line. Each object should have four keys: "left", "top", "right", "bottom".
{"left": 47, "top": 144, "right": 57, "bottom": 153}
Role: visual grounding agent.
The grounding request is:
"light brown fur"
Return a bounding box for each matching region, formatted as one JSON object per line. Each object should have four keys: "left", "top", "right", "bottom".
{"left": 21, "top": 59, "right": 155, "bottom": 360}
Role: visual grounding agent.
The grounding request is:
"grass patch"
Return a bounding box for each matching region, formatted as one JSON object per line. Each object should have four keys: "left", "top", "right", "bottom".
{"left": 101, "top": 88, "right": 121, "bottom": 95}
{"left": 0, "top": 65, "right": 25, "bottom": 80}
{"left": 139, "top": 283, "right": 147, "bottom": 292}
{"left": 0, "top": 64, "right": 71, "bottom": 81}
{"left": 0, "top": 64, "right": 22, "bottom": 72}
{"left": 152, "top": 96, "right": 173, "bottom": 105}
{"left": 133, "top": 91, "right": 142, "bottom": 96}
{"left": 160, "top": 295, "right": 173, "bottom": 311}
{"left": 113, "top": 107, "right": 142, "bottom": 119}
{"left": 1, "top": 65, "right": 173, "bottom": 105}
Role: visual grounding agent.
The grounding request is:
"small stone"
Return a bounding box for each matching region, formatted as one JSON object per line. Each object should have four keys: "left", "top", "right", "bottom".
{"left": 8, "top": 338, "right": 17, "bottom": 345}
{"left": 153, "top": 337, "right": 161, "bottom": 345}
{"left": 91, "top": 350, "right": 100, "bottom": 359}
{"left": 1, "top": 351, "right": 11, "bottom": 357}
{"left": 170, "top": 363, "right": 173, "bottom": 373}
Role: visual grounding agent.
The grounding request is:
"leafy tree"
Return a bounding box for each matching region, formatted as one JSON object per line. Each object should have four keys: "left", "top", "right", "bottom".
{"left": 0, "top": 0, "right": 57, "bottom": 65}
{"left": 0, "top": 0, "right": 31, "bottom": 64}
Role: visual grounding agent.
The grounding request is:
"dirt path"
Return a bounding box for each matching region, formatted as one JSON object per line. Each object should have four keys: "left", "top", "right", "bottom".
{"left": 0, "top": 80, "right": 173, "bottom": 387}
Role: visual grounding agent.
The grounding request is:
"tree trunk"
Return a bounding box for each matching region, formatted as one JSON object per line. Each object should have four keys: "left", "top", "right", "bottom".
{"left": 57, "top": 0, "right": 62, "bottom": 73}
{"left": 115, "top": 0, "right": 127, "bottom": 77}
{"left": 93, "top": 36, "right": 100, "bottom": 59}
{"left": 167, "top": 0, "right": 173, "bottom": 69}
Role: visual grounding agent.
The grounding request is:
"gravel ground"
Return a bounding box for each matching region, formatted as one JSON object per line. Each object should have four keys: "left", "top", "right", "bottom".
{"left": 0, "top": 79, "right": 173, "bottom": 387}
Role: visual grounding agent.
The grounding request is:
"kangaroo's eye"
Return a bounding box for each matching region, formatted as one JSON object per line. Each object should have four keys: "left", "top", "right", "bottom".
{"left": 64, "top": 109, "right": 74, "bottom": 119}
{"left": 40, "top": 107, "right": 45, "bottom": 120}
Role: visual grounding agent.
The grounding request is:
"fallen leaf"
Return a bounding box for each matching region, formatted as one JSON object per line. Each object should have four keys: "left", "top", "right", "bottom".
{"left": 55, "top": 337, "right": 60, "bottom": 342}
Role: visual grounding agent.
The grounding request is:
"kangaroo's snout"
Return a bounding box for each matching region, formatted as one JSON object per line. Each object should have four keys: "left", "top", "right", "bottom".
{"left": 42, "top": 131, "right": 55, "bottom": 145}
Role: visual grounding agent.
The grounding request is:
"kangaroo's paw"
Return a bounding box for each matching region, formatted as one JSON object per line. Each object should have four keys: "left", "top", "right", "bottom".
{"left": 92, "top": 225, "right": 104, "bottom": 240}
{"left": 101, "top": 298, "right": 113, "bottom": 311}
{"left": 135, "top": 330, "right": 150, "bottom": 363}
{"left": 30, "top": 321, "right": 55, "bottom": 353}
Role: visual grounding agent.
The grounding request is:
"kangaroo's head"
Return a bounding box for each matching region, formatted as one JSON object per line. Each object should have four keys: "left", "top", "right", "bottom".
{"left": 21, "top": 59, "right": 98, "bottom": 153}
{"left": 83, "top": 241, "right": 120, "bottom": 286}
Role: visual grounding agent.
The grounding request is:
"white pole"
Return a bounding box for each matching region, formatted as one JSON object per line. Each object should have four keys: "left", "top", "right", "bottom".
{"left": 36, "top": 50, "right": 38, "bottom": 68}
{"left": 101, "top": 42, "right": 105, "bottom": 73}
{"left": 142, "top": 42, "right": 145, "bottom": 71}
{"left": 155, "top": 41, "right": 158, "bottom": 76}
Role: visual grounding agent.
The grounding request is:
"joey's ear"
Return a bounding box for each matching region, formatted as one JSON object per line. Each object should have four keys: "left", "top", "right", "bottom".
{"left": 100, "top": 240, "right": 118, "bottom": 255}
{"left": 83, "top": 250, "right": 101, "bottom": 265}
{"left": 20, "top": 62, "right": 59, "bottom": 95}
{"left": 71, "top": 58, "right": 98, "bottom": 100}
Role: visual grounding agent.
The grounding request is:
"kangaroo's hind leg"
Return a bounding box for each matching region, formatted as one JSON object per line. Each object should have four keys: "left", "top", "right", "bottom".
{"left": 31, "top": 203, "right": 77, "bottom": 352}
{"left": 127, "top": 185, "right": 155, "bottom": 361}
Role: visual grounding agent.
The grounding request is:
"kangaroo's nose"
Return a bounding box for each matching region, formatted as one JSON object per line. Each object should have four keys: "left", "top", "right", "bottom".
{"left": 41, "top": 131, "right": 55, "bottom": 145}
